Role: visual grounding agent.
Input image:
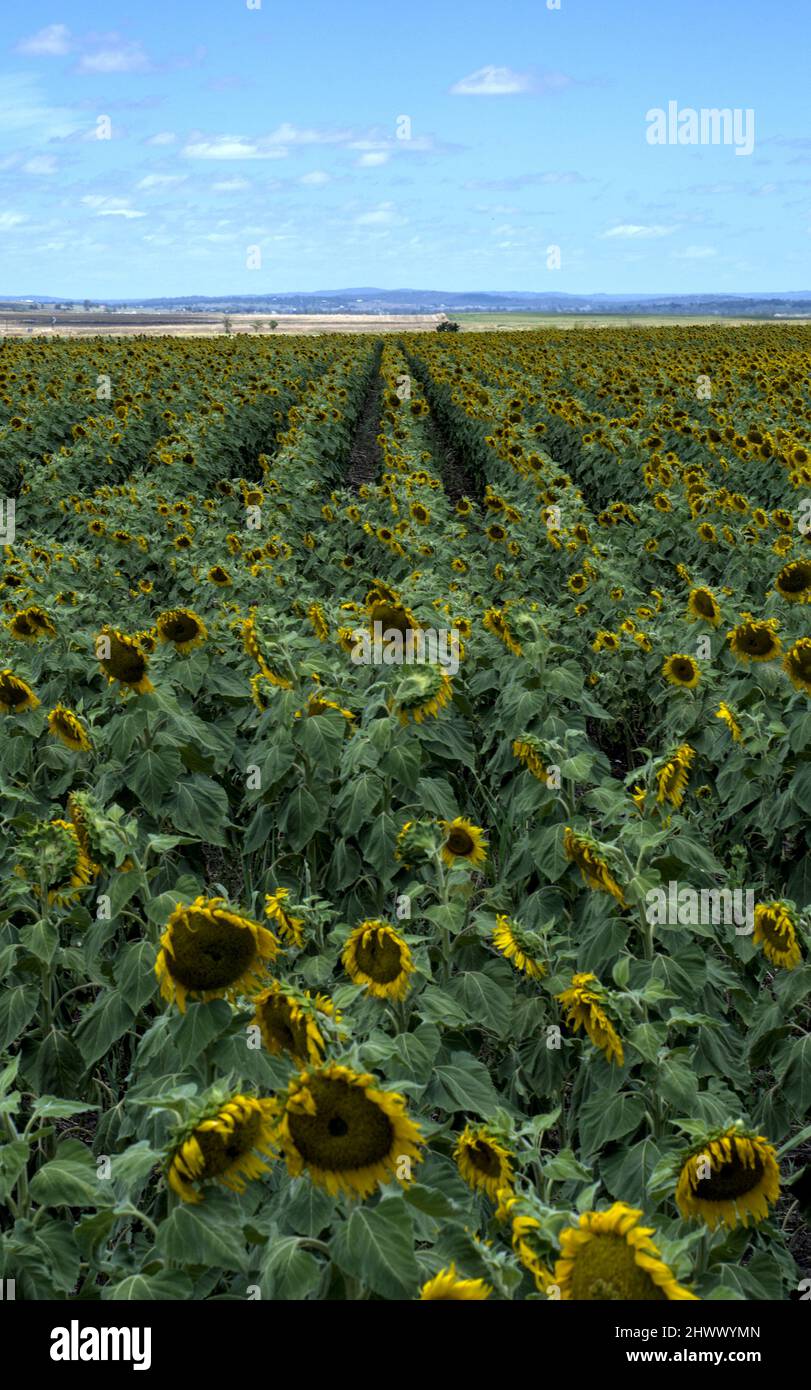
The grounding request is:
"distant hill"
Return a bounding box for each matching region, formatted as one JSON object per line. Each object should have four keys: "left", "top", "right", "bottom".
{"left": 2, "top": 289, "right": 810, "bottom": 317}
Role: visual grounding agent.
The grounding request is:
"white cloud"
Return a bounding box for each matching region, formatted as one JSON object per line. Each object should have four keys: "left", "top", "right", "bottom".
{"left": 135, "top": 174, "right": 186, "bottom": 189}
{"left": 601, "top": 224, "right": 675, "bottom": 239}
{"left": 183, "top": 135, "right": 287, "bottom": 160}
{"left": 22, "top": 155, "right": 58, "bottom": 175}
{"left": 357, "top": 152, "right": 389, "bottom": 167}
{"left": 265, "top": 122, "right": 350, "bottom": 146}
{"left": 15, "top": 24, "right": 72, "bottom": 56}
{"left": 300, "top": 170, "right": 330, "bottom": 184}
{"left": 212, "top": 177, "right": 250, "bottom": 191}
{"left": 0, "top": 212, "right": 27, "bottom": 230}
{"left": 450, "top": 66, "right": 532, "bottom": 96}
{"left": 673, "top": 245, "right": 718, "bottom": 259}
{"left": 145, "top": 131, "right": 176, "bottom": 146}
{"left": 81, "top": 195, "right": 145, "bottom": 219}
{"left": 0, "top": 74, "right": 80, "bottom": 140}
{"left": 355, "top": 201, "right": 399, "bottom": 225}
{"left": 77, "top": 41, "right": 150, "bottom": 75}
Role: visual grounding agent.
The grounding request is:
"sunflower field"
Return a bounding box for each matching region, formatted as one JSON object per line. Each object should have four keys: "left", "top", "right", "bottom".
{"left": 0, "top": 324, "right": 809, "bottom": 1303}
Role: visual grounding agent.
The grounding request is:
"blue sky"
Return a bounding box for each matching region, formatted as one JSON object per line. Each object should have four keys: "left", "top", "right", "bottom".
{"left": 0, "top": 0, "right": 808, "bottom": 297}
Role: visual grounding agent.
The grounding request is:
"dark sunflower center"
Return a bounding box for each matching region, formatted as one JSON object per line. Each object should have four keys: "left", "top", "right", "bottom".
{"left": 780, "top": 566, "right": 810, "bottom": 593}
{"left": 287, "top": 1076, "right": 394, "bottom": 1172}
{"left": 259, "top": 997, "right": 309, "bottom": 1058}
{"left": 355, "top": 929, "right": 403, "bottom": 983}
{"left": 694, "top": 593, "right": 715, "bottom": 616}
{"left": 570, "top": 1234, "right": 667, "bottom": 1301}
{"left": 1, "top": 679, "right": 29, "bottom": 707}
{"left": 195, "top": 1110, "right": 262, "bottom": 1179}
{"left": 468, "top": 1141, "right": 501, "bottom": 1176}
{"left": 447, "top": 828, "right": 474, "bottom": 856}
{"left": 167, "top": 911, "right": 258, "bottom": 990}
{"left": 103, "top": 636, "right": 147, "bottom": 683}
{"left": 165, "top": 614, "right": 198, "bottom": 642}
{"left": 672, "top": 660, "right": 694, "bottom": 680}
{"left": 740, "top": 627, "right": 774, "bottom": 655}
{"left": 370, "top": 603, "right": 410, "bottom": 634}
{"left": 694, "top": 1153, "right": 764, "bottom": 1201}
{"left": 792, "top": 648, "right": 811, "bottom": 678}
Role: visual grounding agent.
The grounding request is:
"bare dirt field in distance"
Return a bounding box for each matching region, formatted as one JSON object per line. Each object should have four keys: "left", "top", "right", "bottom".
{"left": 0, "top": 309, "right": 446, "bottom": 338}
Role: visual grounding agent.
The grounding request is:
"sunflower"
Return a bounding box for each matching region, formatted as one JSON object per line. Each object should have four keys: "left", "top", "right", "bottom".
{"left": 47, "top": 704, "right": 91, "bottom": 752}
{"left": 342, "top": 919, "right": 414, "bottom": 1001}
{"left": 555, "top": 1203, "right": 697, "bottom": 1300}
{"left": 783, "top": 637, "right": 811, "bottom": 695}
{"left": 156, "top": 607, "right": 207, "bottom": 653}
{"left": 454, "top": 1124, "right": 514, "bottom": 1201}
{"left": 752, "top": 901, "right": 803, "bottom": 971}
{"left": 662, "top": 653, "right": 701, "bottom": 689}
{"left": 687, "top": 587, "right": 721, "bottom": 626}
{"left": 250, "top": 671, "right": 279, "bottom": 712}
{"left": 155, "top": 895, "right": 280, "bottom": 1013}
{"left": 656, "top": 744, "right": 694, "bottom": 808}
{"left": 307, "top": 602, "right": 329, "bottom": 641}
{"left": 728, "top": 615, "right": 782, "bottom": 664}
{"left": 96, "top": 627, "right": 153, "bottom": 695}
{"left": 19, "top": 818, "right": 96, "bottom": 907}
{"left": 419, "top": 1265, "right": 492, "bottom": 1300}
{"left": 492, "top": 914, "right": 546, "bottom": 979}
{"left": 167, "top": 1093, "right": 278, "bottom": 1204}
{"left": 264, "top": 888, "right": 305, "bottom": 947}
{"left": 9, "top": 605, "right": 56, "bottom": 641}
{"left": 294, "top": 691, "right": 355, "bottom": 723}
{"left": 512, "top": 734, "right": 546, "bottom": 782}
{"left": 675, "top": 1128, "right": 780, "bottom": 1230}
{"left": 592, "top": 630, "right": 620, "bottom": 654}
{"left": 774, "top": 559, "right": 811, "bottom": 603}
{"left": 251, "top": 983, "right": 337, "bottom": 1064}
{"left": 392, "top": 665, "right": 453, "bottom": 725}
{"left": 715, "top": 701, "right": 742, "bottom": 742}
{"left": 208, "top": 565, "right": 232, "bottom": 586}
{"left": 556, "top": 972, "right": 624, "bottom": 1066}
{"left": 483, "top": 606, "right": 522, "bottom": 656}
{"left": 563, "top": 827, "right": 625, "bottom": 905}
{"left": 0, "top": 668, "right": 39, "bottom": 714}
{"left": 367, "top": 598, "right": 420, "bottom": 638}
{"left": 276, "top": 1062, "right": 425, "bottom": 1198}
{"left": 440, "top": 816, "right": 488, "bottom": 869}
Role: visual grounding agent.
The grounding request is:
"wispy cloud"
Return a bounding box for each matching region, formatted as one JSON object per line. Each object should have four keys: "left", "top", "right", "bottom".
{"left": 76, "top": 39, "right": 151, "bottom": 75}
{"left": 601, "top": 223, "right": 675, "bottom": 239}
{"left": 355, "top": 201, "right": 400, "bottom": 225}
{"left": 81, "top": 195, "right": 145, "bottom": 219}
{"left": 182, "top": 135, "right": 288, "bottom": 160}
{"left": 22, "top": 155, "right": 58, "bottom": 175}
{"left": 15, "top": 24, "right": 73, "bottom": 56}
{"left": 450, "top": 65, "right": 533, "bottom": 96}
{"left": 465, "top": 170, "right": 588, "bottom": 191}
{"left": 135, "top": 174, "right": 186, "bottom": 189}
{"left": 0, "top": 74, "right": 80, "bottom": 140}
{"left": 673, "top": 245, "right": 718, "bottom": 259}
